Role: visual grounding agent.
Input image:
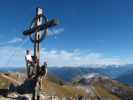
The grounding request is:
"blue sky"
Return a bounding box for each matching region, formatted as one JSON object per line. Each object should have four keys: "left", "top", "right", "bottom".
{"left": 0, "top": 0, "right": 133, "bottom": 67}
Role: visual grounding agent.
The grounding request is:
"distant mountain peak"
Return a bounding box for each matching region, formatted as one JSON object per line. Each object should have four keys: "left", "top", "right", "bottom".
{"left": 82, "top": 73, "right": 100, "bottom": 79}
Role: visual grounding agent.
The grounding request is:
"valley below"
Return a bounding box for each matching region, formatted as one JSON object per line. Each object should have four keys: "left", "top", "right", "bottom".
{"left": 0, "top": 69, "right": 133, "bottom": 100}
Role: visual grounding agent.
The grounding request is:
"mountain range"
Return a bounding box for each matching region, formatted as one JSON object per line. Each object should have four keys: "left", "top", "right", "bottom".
{"left": 48, "top": 64, "right": 133, "bottom": 86}
{"left": 0, "top": 64, "right": 133, "bottom": 86}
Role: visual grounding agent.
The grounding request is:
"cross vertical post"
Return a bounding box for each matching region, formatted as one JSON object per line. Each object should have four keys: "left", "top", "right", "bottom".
{"left": 33, "top": 8, "right": 43, "bottom": 100}
{"left": 35, "top": 8, "right": 43, "bottom": 61}
{"left": 34, "top": 8, "right": 43, "bottom": 73}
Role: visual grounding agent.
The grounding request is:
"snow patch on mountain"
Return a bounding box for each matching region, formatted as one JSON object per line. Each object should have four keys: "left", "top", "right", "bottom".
{"left": 83, "top": 73, "right": 100, "bottom": 79}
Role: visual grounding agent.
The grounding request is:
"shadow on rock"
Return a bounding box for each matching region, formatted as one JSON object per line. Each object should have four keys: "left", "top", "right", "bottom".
{"left": 7, "top": 95, "right": 29, "bottom": 100}
{"left": 0, "top": 89, "right": 9, "bottom": 97}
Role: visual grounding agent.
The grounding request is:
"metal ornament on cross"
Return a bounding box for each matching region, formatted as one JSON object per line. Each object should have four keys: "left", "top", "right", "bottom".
{"left": 23, "top": 7, "right": 59, "bottom": 67}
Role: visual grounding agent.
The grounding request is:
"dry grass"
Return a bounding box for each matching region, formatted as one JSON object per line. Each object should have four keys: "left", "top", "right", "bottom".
{"left": 94, "top": 83, "right": 121, "bottom": 100}
{"left": 42, "top": 79, "right": 87, "bottom": 97}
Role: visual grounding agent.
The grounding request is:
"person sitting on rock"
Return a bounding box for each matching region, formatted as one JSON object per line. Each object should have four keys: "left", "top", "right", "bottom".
{"left": 25, "top": 50, "right": 34, "bottom": 78}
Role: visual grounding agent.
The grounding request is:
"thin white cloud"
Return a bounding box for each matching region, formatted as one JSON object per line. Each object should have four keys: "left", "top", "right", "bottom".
{"left": 41, "top": 49, "right": 132, "bottom": 67}
{"left": 0, "top": 46, "right": 132, "bottom": 67}
{"left": 0, "top": 37, "right": 23, "bottom": 46}
{"left": 0, "top": 46, "right": 25, "bottom": 67}
{"left": 7, "top": 37, "right": 23, "bottom": 44}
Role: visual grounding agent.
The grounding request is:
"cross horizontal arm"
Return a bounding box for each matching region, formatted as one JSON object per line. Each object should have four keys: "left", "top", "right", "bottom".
{"left": 23, "top": 19, "right": 59, "bottom": 36}
{"left": 46, "top": 18, "right": 59, "bottom": 28}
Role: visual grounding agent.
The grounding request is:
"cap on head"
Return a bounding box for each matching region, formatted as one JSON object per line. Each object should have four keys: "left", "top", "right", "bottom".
{"left": 26, "top": 50, "right": 30, "bottom": 54}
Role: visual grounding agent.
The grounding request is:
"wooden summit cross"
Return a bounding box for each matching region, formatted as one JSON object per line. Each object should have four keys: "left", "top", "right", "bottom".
{"left": 23, "top": 7, "right": 59, "bottom": 100}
